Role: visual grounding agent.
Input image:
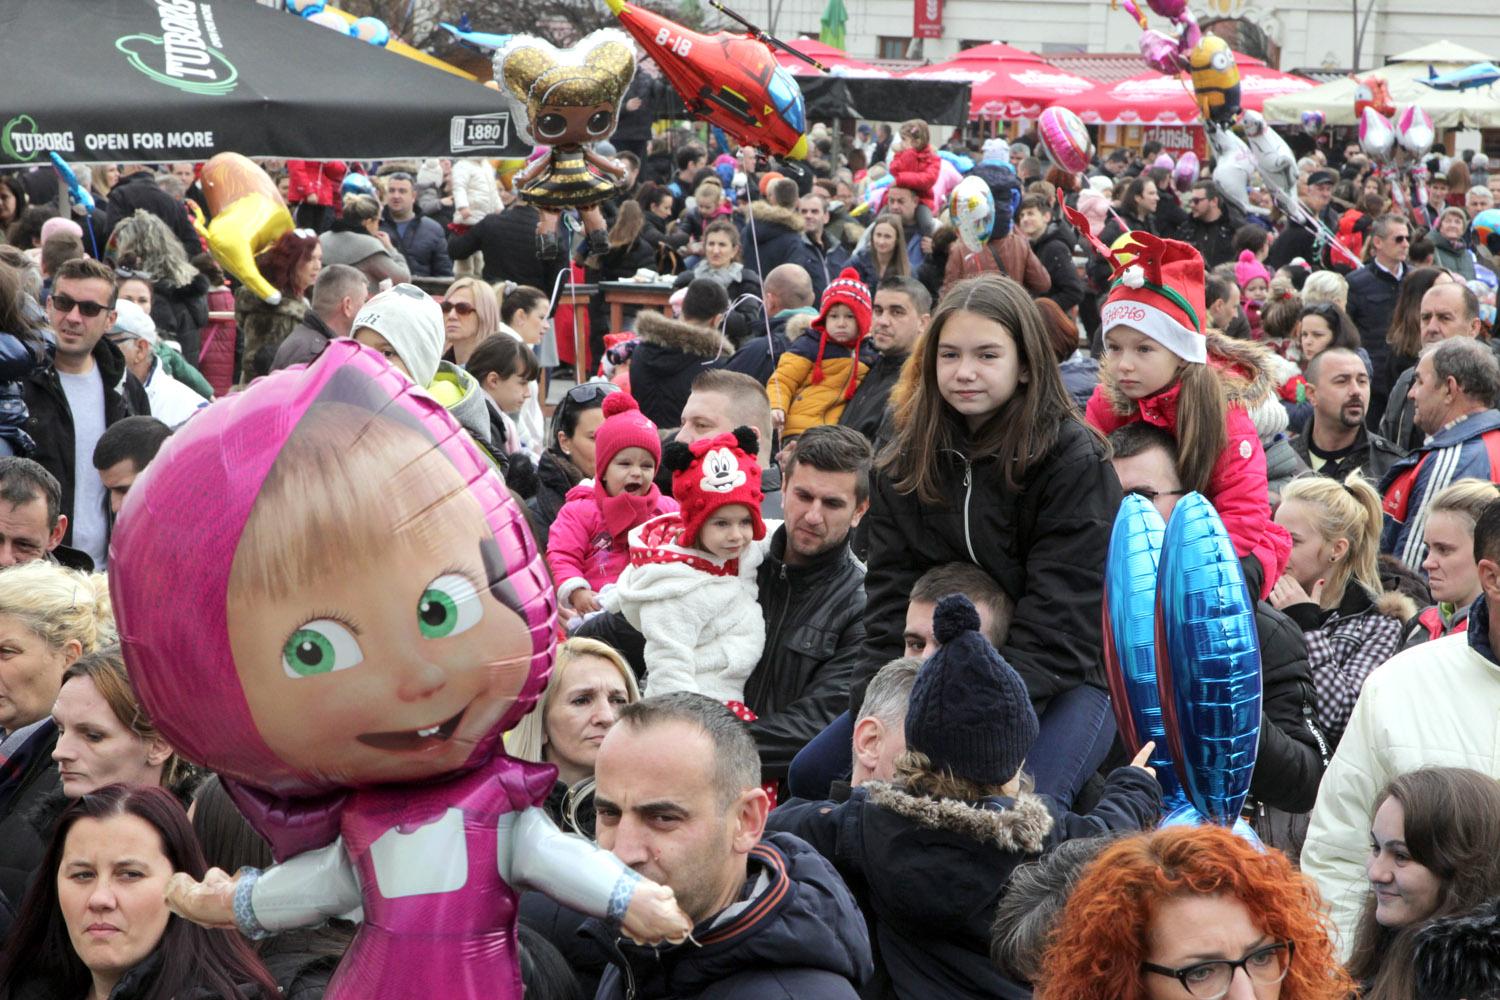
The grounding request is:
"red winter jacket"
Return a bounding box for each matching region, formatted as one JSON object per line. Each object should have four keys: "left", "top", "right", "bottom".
{"left": 889, "top": 146, "right": 942, "bottom": 209}
{"left": 1084, "top": 333, "right": 1292, "bottom": 598}
{"left": 285, "top": 160, "right": 348, "bottom": 206}
{"left": 197, "top": 284, "right": 237, "bottom": 396}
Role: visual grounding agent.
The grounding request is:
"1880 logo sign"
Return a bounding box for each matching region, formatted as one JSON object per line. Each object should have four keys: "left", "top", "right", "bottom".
{"left": 116, "top": 0, "right": 238, "bottom": 96}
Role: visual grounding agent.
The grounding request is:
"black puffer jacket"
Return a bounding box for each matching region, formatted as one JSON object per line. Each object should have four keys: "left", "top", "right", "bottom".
{"left": 447, "top": 205, "right": 559, "bottom": 291}
{"left": 741, "top": 201, "right": 826, "bottom": 293}
{"left": 0, "top": 722, "right": 58, "bottom": 907}
{"left": 150, "top": 272, "right": 211, "bottom": 368}
{"left": 1030, "top": 221, "right": 1086, "bottom": 312}
{"left": 589, "top": 833, "right": 872, "bottom": 999}
{"left": 577, "top": 527, "right": 866, "bottom": 781}
{"left": 857, "top": 416, "right": 1120, "bottom": 714}
{"left": 629, "top": 309, "right": 733, "bottom": 430}
{"left": 1250, "top": 602, "right": 1330, "bottom": 813}
{"left": 528, "top": 448, "right": 585, "bottom": 550}
{"left": 769, "top": 768, "right": 1161, "bottom": 1000}
{"left": 838, "top": 349, "right": 907, "bottom": 445}
{"left": 1174, "top": 211, "right": 1239, "bottom": 268}
{"left": 22, "top": 338, "right": 148, "bottom": 548}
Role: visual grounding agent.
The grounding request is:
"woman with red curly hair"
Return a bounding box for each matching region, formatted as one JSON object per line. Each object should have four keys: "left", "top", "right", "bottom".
{"left": 233, "top": 229, "right": 322, "bottom": 383}
{"left": 1035, "top": 825, "right": 1353, "bottom": 1000}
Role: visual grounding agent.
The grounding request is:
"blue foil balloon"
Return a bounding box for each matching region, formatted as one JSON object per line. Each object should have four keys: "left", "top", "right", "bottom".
{"left": 1161, "top": 802, "right": 1263, "bottom": 848}
{"left": 1155, "top": 492, "right": 1261, "bottom": 827}
{"left": 1101, "top": 495, "right": 1185, "bottom": 810}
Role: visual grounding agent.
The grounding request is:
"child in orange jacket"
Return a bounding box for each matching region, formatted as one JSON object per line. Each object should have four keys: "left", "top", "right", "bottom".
{"left": 768, "top": 268, "right": 872, "bottom": 439}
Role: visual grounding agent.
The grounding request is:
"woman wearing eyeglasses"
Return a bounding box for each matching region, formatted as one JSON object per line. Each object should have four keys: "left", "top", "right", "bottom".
{"left": 1345, "top": 767, "right": 1500, "bottom": 1000}
{"left": 528, "top": 381, "right": 618, "bottom": 549}
{"left": 1034, "top": 824, "right": 1353, "bottom": 1000}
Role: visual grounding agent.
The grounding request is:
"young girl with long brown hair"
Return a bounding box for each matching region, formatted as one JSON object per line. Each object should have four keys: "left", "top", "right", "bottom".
{"left": 857, "top": 274, "right": 1122, "bottom": 806}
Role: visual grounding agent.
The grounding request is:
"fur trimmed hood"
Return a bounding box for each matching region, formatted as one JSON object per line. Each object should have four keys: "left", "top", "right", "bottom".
{"left": 634, "top": 308, "right": 734, "bottom": 359}
{"left": 1375, "top": 588, "right": 1418, "bottom": 624}
{"left": 862, "top": 781, "right": 1053, "bottom": 854}
{"left": 1098, "top": 329, "right": 1277, "bottom": 417}
{"left": 750, "top": 199, "right": 805, "bottom": 234}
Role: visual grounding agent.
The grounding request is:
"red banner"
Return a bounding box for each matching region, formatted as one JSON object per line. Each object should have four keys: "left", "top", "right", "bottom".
{"left": 914, "top": 0, "right": 943, "bottom": 38}
{"left": 1140, "top": 125, "right": 1208, "bottom": 160}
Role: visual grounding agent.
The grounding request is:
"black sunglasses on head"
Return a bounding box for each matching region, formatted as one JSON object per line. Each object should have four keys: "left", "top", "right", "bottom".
{"left": 551, "top": 381, "right": 620, "bottom": 433}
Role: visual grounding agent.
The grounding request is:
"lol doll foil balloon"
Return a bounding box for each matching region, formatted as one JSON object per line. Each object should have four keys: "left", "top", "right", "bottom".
{"left": 496, "top": 29, "right": 635, "bottom": 261}
{"left": 109, "top": 341, "right": 690, "bottom": 1000}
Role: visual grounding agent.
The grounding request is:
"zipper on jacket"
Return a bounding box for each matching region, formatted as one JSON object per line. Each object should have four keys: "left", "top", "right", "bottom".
{"left": 961, "top": 459, "right": 978, "bottom": 564}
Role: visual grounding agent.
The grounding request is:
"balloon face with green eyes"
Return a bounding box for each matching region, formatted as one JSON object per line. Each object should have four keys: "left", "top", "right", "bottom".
{"left": 225, "top": 415, "right": 535, "bottom": 786}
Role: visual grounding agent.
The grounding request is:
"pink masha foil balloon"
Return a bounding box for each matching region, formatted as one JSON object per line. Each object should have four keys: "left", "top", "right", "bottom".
{"left": 1359, "top": 107, "right": 1396, "bottom": 163}
{"left": 1396, "top": 105, "right": 1435, "bottom": 159}
{"left": 1173, "top": 151, "right": 1199, "bottom": 192}
{"left": 108, "top": 340, "right": 661, "bottom": 1000}
{"left": 1038, "top": 107, "right": 1093, "bottom": 175}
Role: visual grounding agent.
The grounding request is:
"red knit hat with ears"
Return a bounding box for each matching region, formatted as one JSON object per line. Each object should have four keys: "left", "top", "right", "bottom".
{"left": 812, "top": 268, "right": 873, "bottom": 399}
{"left": 1060, "top": 193, "right": 1208, "bottom": 364}
{"left": 663, "top": 427, "right": 766, "bottom": 548}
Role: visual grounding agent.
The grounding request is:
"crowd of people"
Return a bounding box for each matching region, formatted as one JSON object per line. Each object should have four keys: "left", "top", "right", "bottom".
{"left": 2, "top": 110, "right": 1500, "bottom": 1000}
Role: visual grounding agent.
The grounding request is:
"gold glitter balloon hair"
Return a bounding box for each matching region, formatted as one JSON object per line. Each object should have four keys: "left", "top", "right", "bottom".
{"left": 497, "top": 29, "right": 637, "bottom": 145}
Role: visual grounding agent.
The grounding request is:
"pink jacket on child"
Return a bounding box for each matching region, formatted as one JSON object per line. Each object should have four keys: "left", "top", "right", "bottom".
{"left": 545, "top": 481, "right": 679, "bottom": 601}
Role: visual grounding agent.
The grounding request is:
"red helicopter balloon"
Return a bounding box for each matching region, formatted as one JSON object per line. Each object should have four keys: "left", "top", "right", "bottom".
{"left": 604, "top": 0, "right": 817, "bottom": 158}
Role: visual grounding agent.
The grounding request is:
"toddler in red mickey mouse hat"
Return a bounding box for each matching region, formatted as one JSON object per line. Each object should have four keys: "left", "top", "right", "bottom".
{"left": 602, "top": 426, "right": 772, "bottom": 707}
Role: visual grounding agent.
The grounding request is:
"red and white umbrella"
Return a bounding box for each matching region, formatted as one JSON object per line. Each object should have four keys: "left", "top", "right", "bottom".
{"left": 901, "top": 43, "right": 1098, "bottom": 119}
{"left": 773, "top": 39, "right": 892, "bottom": 77}
{"left": 1048, "top": 61, "right": 1316, "bottom": 126}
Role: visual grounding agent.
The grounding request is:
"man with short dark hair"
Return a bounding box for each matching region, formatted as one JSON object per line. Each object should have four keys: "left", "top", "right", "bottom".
{"left": 1292, "top": 348, "right": 1403, "bottom": 482}
{"left": 1347, "top": 212, "right": 1411, "bottom": 412}
{"left": 839, "top": 277, "right": 930, "bottom": 445}
{"left": 1306, "top": 497, "right": 1500, "bottom": 951}
{"left": 379, "top": 172, "right": 452, "bottom": 277}
{"left": 102, "top": 163, "right": 201, "bottom": 256}
{"left": 590, "top": 693, "right": 872, "bottom": 998}
{"left": 1175, "top": 180, "right": 1238, "bottom": 267}
{"left": 1204, "top": 273, "right": 1247, "bottom": 338}
{"left": 901, "top": 562, "right": 1013, "bottom": 659}
{"left": 24, "top": 257, "right": 148, "bottom": 569}
{"left": 1381, "top": 337, "right": 1500, "bottom": 565}
{"left": 271, "top": 264, "right": 370, "bottom": 370}
{"left": 668, "top": 145, "right": 707, "bottom": 215}
{"left": 92, "top": 415, "right": 171, "bottom": 516}
{"left": 0, "top": 457, "right": 82, "bottom": 569}
{"left": 798, "top": 191, "right": 850, "bottom": 291}
{"left": 581, "top": 425, "right": 871, "bottom": 782}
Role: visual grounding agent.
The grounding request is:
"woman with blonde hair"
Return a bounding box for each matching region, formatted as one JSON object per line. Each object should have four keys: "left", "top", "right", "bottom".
{"left": 508, "top": 637, "right": 639, "bottom": 837}
{"left": 319, "top": 191, "right": 411, "bottom": 289}
{"left": 1406, "top": 479, "right": 1500, "bottom": 645}
{"left": 1271, "top": 472, "right": 1414, "bottom": 746}
{"left": 0, "top": 563, "right": 115, "bottom": 904}
{"left": 1300, "top": 269, "right": 1348, "bottom": 311}
{"left": 110, "top": 208, "right": 210, "bottom": 365}
{"left": 441, "top": 275, "right": 501, "bottom": 366}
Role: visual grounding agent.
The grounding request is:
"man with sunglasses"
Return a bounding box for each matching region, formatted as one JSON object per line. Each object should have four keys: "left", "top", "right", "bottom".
{"left": 1173, "top": 180, "right": 1238, "bottom": 269}
{"left": 1347, "top": 213, "right": 1411, "bottom": 416}
{"left": 23, "top": 257, "right": 148, "bottom": 571}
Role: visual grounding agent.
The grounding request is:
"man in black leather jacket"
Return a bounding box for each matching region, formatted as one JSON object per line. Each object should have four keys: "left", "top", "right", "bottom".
{"left": 578, "top": 426, "right": 871, "bottom": 782}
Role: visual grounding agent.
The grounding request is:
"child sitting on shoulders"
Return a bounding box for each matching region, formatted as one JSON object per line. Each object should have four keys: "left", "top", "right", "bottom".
{"left": 604, "top": 427, "right": 770, "bottom": 708}
{"left": 768, "top": 268, "right": 872, "bottom": 439}
{"left": 545, "top": 392, "right": 678, "bottom": 617}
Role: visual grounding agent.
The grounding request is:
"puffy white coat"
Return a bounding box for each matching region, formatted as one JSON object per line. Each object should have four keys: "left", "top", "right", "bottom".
{"left": 452, "top": 158, "right": 502, "bottom": 222}
{"left": 603, "top": 515, "right": 774, "bottom": 703}
{"left": 1302, "top": 625, "right": 1500, "bottom": 957}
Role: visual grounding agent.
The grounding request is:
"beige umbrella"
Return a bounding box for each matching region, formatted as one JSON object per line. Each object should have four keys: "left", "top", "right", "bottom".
{"left": 1262, "top": 39, "right": 1500, "bottom": 128}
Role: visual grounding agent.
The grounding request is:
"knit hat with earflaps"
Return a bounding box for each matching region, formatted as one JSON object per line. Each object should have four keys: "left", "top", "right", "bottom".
{"left": 1060, "top": 192, "right": 1208, "bottom": 364}
{"left": 904, "top": 595, "right": 1039, "bottom": 788}
{"left": 811, "top": 268, "right": 873, "bottom": 401}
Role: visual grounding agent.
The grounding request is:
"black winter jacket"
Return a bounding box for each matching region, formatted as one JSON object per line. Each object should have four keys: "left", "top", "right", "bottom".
{"left": 590, "top": 833, "right": 872, "bottom": 1000}
{"left": 741, "top": 202, "right": 827, "bottom": 296}
{"left": 1030, "top": 222, "right": 1086, "bottom": 313}
{"left": 379, "top": 207, "right": 452, "bottom": 278}
{"left": 629, "top": 309, "right": 733, "bottom": 430}
{"left": 22, "top": 338, "right": 148, "bottom": 548}
{"left": 0, "top": 328, "right": 50, "bottom": 456}
{"left": 1266, "top": 204, "right": 1344, "bottom": 271}
{"left": 1250, "top": 602, "right": 1330, "bottom": 813}
{"left": 149, "top": 272, "right": 211, "bottom": 368}
{"left": 768, "top": 768, "right": 1161, "bottom": 1000}
{"left": 103, "top": 172, "right": 201, "bottom": 257}
{"left": 0, "top": 723, "right": 58, "bottom": 907}
{"left": 1289, "top": 423, "right": 1405, "bottom": 485}
{"left": 838, "top": 349, "right": 907, "bottom": 445}
{"left": 671, "top": 265, "right": 765, "bottom": 347}
{"left": 1345, "top": 262, "right": 1403, "bottom": 404}
{"left": 577, "top": 527, "right": 866, "bottom": 780}
{"left": 527, "top": 448, "right": 585, "bottom": 550}
{"left": 857, "top": 416, "right": 1120, "bottom": 714}
{"left": 804, "top": 233, "right": 852, "bottom": 298}
{"left": 1174, "top": 212, "right": 1239, "bottom": 268}
{"left": 448, "top": 204, "right": 562, "bottom": 290}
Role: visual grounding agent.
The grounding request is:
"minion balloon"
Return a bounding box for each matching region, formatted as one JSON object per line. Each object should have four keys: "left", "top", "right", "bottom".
{"left": 1188, "top": 36, "right": 1241, "bottom": 126}
{"left": 496, "top": 30, "right": 635, "bottom": 261}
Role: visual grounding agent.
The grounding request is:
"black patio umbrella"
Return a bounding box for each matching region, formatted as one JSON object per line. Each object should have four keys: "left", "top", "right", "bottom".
{"left": 0, "top": 0, "right": 530, "bottom": 164}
